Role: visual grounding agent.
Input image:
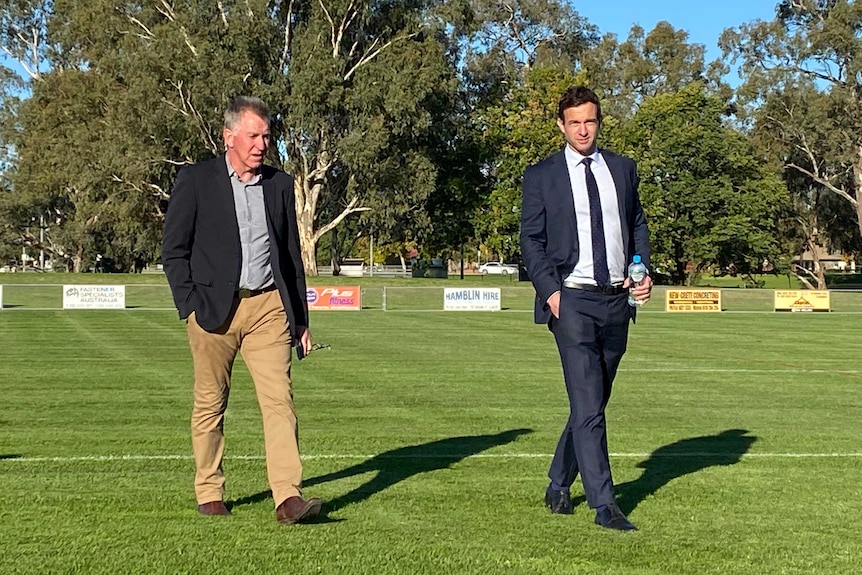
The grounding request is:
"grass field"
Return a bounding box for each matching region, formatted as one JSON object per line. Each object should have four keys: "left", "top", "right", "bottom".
{"left": 1, "top": 275, "right": 861, "bottom": 574}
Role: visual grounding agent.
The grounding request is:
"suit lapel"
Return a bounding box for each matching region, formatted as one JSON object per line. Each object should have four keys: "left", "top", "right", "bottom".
{"left": 213, "top": 156, "right": 242, "bottom": 249}
{"left": 262, "top": 170, "right": 279, "bottom": 231}
{"left": 602, "top": 150, "right": 631, "bottom": 254}
{"left": 550, "top": 150, "right": 578, "bottom": 242}
{"left": 552, "top": 151, "right": 573, "bottom": 203}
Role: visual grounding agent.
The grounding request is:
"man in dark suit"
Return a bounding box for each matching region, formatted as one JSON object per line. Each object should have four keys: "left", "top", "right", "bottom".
{"left": 162, "top": 96, "right": 321, "bottom": 525}
{"left": 520, "top": 86, "right": 652, "bottom": 531}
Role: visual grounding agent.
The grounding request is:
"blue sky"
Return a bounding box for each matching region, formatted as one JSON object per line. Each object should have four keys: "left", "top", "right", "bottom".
{"left": 577, "top": 0, "right": 779, "bottom": 82}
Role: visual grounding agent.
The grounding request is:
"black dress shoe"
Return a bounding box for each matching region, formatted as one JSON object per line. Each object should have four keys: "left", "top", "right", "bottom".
{"left": 544, "top": 484, "right": 573, "bottom": 514}
{"left": 594, "top": 502, "right": 637, "bottom": 531}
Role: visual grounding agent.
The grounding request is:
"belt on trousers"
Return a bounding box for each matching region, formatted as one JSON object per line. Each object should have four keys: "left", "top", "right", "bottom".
{"left": 236, "top": 284, "right": 277, "bottom": 299}
{"left": 562, "top": 280, "right": 626, "bottom": 296}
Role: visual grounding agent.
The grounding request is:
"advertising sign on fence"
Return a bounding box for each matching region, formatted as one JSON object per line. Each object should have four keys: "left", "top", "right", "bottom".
{"left": 443, "top": 287, "right": 501, "bottom": 311}
{"left": 665, "top": 289, "right": 722, "bottom": 312}
{"left": 774, "top": 290, "right": 830, "bottom": 312}
{"left": 0, "top": 284, "right": 3, "bottom": 309}
{"left": 62, "top": 285, "right": 126, "bottom": 309}
{"left": 306, "top": 286, "right": 361, "bottom": 310}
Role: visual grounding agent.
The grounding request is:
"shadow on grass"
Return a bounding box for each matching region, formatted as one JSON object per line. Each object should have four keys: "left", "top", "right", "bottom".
{"left": 228, "top": 428, "right": 533, "bottom": 519}
{"left": 0, "top": 454, "right": 22, "bottom": 460}
{"left": 571, "top": 428, "right": 758, "bottom": 515}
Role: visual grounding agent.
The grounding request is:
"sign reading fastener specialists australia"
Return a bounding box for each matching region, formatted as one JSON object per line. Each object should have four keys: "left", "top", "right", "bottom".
{"left": 443, "top": 288, "right": 501, "bottom": 311}
{"left": 306, "top": 286, "right": 361, "bottom": 310}
{"left": 665, "top": 289, "right": 721, "bottom": 312}
{"left": 62, "top": 285, "right": 126, "bottom": 309}
{"left": 774, "top": 290, "right": 830, "bottom": 312}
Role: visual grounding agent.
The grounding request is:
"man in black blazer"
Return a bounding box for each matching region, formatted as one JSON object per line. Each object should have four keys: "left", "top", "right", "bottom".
{"left": 520, "top": 86, "right": 652, "bottom": 531}
{"left": 162, "top": 96, "right": 321, "bottom": 525}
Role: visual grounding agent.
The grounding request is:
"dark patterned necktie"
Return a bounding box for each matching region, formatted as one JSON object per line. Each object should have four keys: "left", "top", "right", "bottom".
{"left": 583, "top": 158, "right": 610, "bottom": 286}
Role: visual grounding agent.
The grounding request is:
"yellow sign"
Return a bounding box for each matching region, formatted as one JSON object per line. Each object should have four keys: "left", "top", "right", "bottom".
{"left": 665, "top": 289, "right": 721, "bottom": 312}
{"left": 774, "top": 290, "right": 830, "bottom": 312}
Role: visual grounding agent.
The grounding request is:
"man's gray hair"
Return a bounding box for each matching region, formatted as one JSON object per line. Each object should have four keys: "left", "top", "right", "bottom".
{"left": 224, "top": 96, "right": 270, "bottom": 130}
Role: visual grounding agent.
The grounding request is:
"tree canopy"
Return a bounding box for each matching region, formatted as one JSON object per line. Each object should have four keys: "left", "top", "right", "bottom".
{"left": 611, "top": 83, "right": 789, "bottom": 285}
{"left": 723, "top": 0, "right": 862, "bottom": 283}
{"left": 1, "top": 1, "right": 857, "bottom": 285}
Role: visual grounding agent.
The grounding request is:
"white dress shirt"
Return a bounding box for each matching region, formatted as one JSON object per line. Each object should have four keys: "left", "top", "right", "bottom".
{"left": 562, "top": 147, "right": 625, "bottom": 286}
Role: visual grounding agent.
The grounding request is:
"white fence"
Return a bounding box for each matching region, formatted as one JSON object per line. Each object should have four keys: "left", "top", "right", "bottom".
{"left": 4, "top": 283, "right": 862, "bottom": 313}
{"left": 0, "top": 283, "right": 537, "bottom": 312}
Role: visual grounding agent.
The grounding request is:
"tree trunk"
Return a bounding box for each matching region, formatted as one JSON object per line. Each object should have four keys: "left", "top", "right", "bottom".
{"left": 330, "top": 227, "right": 340, "bottom": 276}
{"left": 854, "top": 143, "right": 862, "bottom": 240}
{"left": 296, "top": 199, "right": 318, "bottom": 277}
{"left": 673, "top": 258, "right": 686, "bottom": 286}
{"left": 793, "top": 235, "right": 827, "bottom": 290}
{"left": 289, "top": 147, "right": 370, "bottom": 277}
{"left": 294, "top": 171, "right": 321, "bottom": 277}
{"left": 73, "top": 246, "right": 84, "bottom": 273}
{"left": 807, "top": 237, "right": 827, "bottom": 290}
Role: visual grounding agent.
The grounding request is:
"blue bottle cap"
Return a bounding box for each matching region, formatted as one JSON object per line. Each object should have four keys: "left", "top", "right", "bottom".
{"left": 633, "top": 255, "right": 641, "bottom": 263}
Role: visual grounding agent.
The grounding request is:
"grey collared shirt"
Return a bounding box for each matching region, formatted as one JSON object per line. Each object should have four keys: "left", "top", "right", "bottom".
{"left": 226, "top": 156, "right": 274, "bottom": 290}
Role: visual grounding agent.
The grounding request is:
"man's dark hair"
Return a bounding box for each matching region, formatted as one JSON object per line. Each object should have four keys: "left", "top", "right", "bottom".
{"left": 557, "top": 86, "right": 603, "bottom": 123}
{"left": 224, "top": 96, "right": 270, "bottom": 130}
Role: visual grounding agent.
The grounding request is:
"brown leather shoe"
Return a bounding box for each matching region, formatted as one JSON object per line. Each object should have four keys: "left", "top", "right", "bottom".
{"left": 275, "top": 496, "right": 322, "bottom": 525}
{"left": 197, "top": 501, "right": 231, "bottom": 516}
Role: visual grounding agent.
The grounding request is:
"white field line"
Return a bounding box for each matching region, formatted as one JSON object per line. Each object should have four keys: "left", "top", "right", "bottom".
{"left": 1, "top": 359, "right": 853, "bottom": 374}
{"left": 0, "top": 358, "right": 857, "bottom": 374}
{"left": 617, "top": 368, "right": 862, "bottom": 374}
{"left": 3, "top": 452, "right": 862, "bottom": 464}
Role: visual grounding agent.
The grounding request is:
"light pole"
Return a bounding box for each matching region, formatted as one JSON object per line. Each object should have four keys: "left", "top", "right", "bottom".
{"left": 369, "top": 231, "right": 374, "bottom": 277}
{"left": 39, "top": 214, "right": 45, "bottom": 270}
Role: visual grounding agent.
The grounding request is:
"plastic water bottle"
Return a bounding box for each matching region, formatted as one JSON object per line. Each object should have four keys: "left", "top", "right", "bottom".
{"left": 627, "top": 255, "right": 648, "bottom": 307}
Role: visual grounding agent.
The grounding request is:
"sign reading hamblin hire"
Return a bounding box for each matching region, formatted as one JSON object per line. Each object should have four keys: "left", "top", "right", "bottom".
{"left": 443, "top": 287, "right": 501, "bottom": 311}
{"left": 62, "top": 285, "right": 126, "bottom": 309}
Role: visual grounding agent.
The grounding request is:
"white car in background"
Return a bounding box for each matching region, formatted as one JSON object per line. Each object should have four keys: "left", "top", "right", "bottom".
{"left": 478, "top": 262, "right": 519, "bottom": 275}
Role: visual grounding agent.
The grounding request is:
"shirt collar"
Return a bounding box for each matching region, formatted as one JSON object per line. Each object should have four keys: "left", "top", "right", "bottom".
{"left": 224, "top": 154, "right": 262, "bottom": 185}
{"left": 564, "top": 146, "right": 602, "bottom": 167}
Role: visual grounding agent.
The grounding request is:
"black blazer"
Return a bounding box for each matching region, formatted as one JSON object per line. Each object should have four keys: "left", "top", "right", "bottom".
{"left": 162, "top": 155, "right": 308, "bottom": 338}
{"left": 519, "top": 148, "right": 651, "bottom": 324}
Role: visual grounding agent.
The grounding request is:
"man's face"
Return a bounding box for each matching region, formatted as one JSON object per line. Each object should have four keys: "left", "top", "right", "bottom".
{"left": 557, "top": 102, "right": 600, "bottom": 156}
{"left": 224, "top": 110, "right": 270, "bottom": 176}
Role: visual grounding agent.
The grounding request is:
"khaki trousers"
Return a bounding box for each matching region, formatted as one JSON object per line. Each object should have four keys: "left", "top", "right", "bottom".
{"left": 186, "top": 289, "right": 302, "bottom": 507}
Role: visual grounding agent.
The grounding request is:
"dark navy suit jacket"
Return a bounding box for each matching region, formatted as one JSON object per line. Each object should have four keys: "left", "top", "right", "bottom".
{"left": 519, "top": 148, "right": 651, "bottom": 324}
{"left": 162, "top": 154, "right": 308, "bottom": 339}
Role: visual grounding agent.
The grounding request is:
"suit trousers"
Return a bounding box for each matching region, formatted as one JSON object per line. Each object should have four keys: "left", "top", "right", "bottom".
{"left": 548, "top": 287, "right": 630, "bottom": 508}
{"left": 186, "top": 289, "right": 302, "bottom": 507}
